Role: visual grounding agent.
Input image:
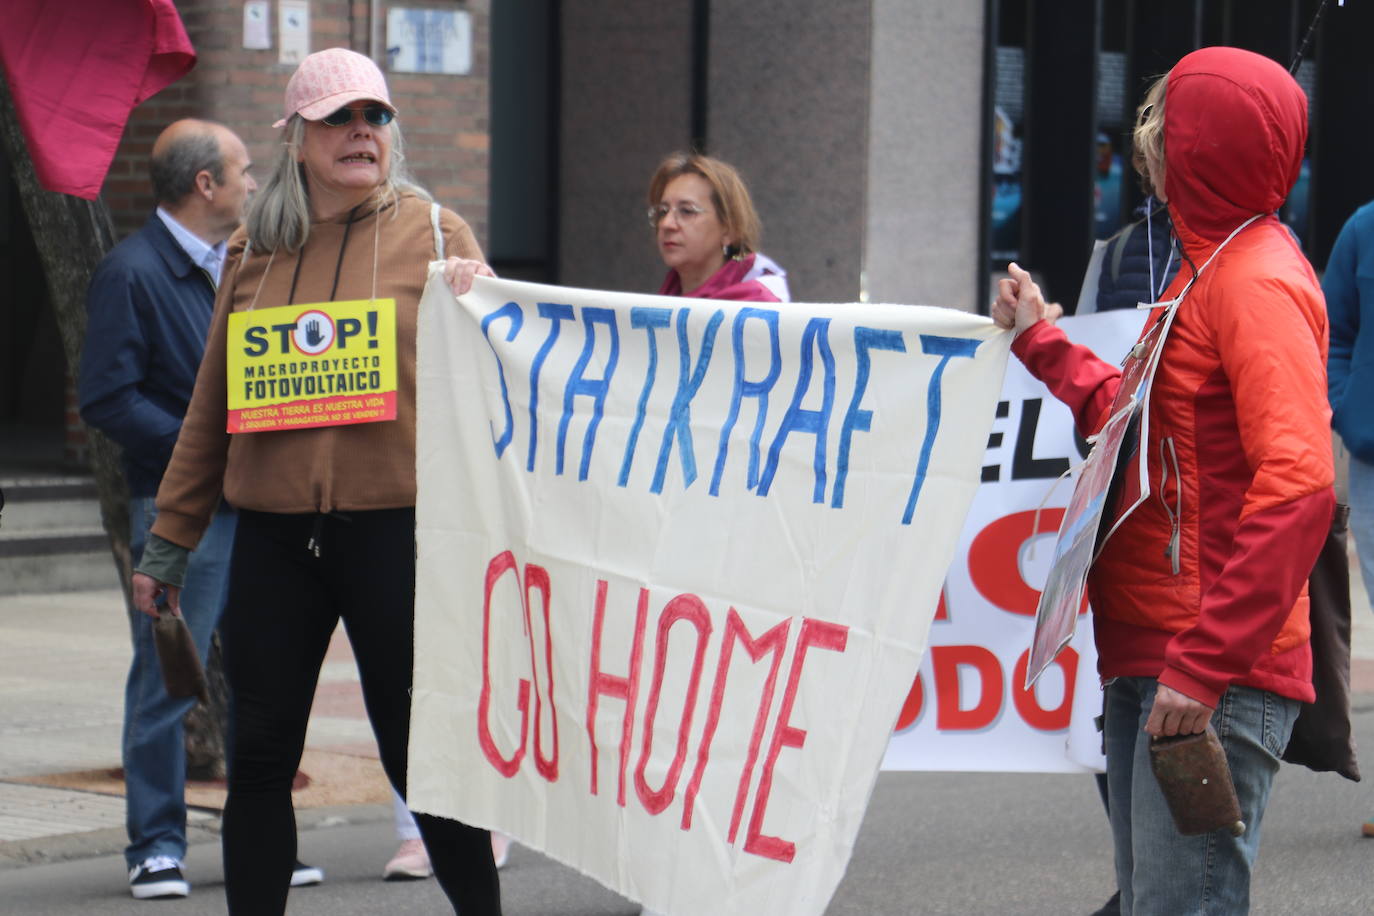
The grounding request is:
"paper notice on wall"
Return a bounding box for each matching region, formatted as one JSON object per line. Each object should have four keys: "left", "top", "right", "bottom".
{"left": 278, "top": 0, "right": 309, "bottom": 65}
{"left": 242, "top": 1, "right": 270, "bottom": 50}
{"left": 386, "top": 7, "right": 472, "bottom": 74}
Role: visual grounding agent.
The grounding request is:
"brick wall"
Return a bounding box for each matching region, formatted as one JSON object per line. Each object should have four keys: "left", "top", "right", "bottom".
{"left": 62, "top": 1, "right": 490, "bottom": 463}
{"left": 102, "top": 0, "right": 491, "bottom": 246}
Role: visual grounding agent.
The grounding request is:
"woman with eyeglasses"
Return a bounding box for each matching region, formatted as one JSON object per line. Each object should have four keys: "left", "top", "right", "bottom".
{"left": 130, "top": 48, "right": 501, "bottom": 915}
{"left": 647, "top": 152, "right": 790, "bottom": 302}
{"left": 638, "top": 152, "right": 786, "bottom": 916}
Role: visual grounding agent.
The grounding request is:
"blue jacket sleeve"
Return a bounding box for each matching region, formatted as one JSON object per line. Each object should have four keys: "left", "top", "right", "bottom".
{"left": 1321, "top": 203, "right": 1374, "bottom": 462}
{"left": 78, "top": 257, "right": 183, "bottom": 461}
{"left": 1323, "top": 212, "right": 1360, "bottom": 414}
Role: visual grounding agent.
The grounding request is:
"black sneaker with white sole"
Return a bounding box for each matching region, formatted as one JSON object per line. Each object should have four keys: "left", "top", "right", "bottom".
{"left": 291, "top": 860, "right": 324, "bottom": 887}
{"left": 129, "top": 856, "right": 190, "bottom": 899}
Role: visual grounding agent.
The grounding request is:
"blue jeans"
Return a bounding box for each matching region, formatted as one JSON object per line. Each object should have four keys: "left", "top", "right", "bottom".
{"left": 1103, "top": 677, "right": 1298, "bottom": 916}
{"left": 123, "top": 496, "right": 236, "bottom": 868}
{"left": 1347, "top": 455, "right": 1374, "bottom": 609}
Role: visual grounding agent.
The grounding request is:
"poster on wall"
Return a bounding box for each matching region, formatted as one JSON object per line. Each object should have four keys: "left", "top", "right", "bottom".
{"left": 278, "top": 0, "right": 309, "bottom": 65}
{"left": 242, "top": 0, "right": 270, "bottom": 50}
{"left": 386, "top": 7, "right": 472, "bottom": 75}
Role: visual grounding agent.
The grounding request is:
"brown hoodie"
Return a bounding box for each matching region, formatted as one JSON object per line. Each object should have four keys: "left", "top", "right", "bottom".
{"left": 151, "top": 192, "right": 482, "bottom": 549}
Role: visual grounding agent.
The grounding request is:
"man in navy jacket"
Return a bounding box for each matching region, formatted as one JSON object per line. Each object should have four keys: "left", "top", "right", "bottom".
{"left": 78, "top": 119, "right": 274, "bottom": 900}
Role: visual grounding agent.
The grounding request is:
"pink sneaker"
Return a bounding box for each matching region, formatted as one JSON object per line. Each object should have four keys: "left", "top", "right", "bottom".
{"left": 382, "top": 838, "right": 432, "bottom": 880}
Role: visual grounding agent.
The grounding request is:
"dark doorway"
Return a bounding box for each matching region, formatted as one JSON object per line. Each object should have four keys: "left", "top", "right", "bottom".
{"left": 488, "top": 0, "right": 559, "bottom": 283}
{"left": 0, "top": 146, "right": 69, "bottom": 472}
{"left": 985, "top": 0, "right": 1372, "bottom": 308}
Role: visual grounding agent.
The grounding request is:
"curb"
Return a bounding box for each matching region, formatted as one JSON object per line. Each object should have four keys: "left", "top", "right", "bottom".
{"left": 0, "top": 802, "right": 391, "bottom": 872}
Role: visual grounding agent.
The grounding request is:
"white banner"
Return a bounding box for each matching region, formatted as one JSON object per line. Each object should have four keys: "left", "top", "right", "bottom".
{"left": 409, "top": 272, "right": 1009, "bottom": 915}
{"left": 882, "top": 308, "right": 1141, "bottom": 772}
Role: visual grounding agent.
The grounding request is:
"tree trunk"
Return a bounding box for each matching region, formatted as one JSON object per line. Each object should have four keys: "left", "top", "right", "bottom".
{"left": 184, "top": 635, "right": 230, "bottom": 779}
{"left": 0, "top": 73, "right": 229, "bottom": 779}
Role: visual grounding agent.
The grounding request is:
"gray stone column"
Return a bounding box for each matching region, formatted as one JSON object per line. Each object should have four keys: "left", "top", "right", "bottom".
{"left": 865, "top": 0, "right": 987, "bottom": 311}
{"left": 558, "top": 2, "right": 695, "bottom": 292}
{"left": 557, "top": 1, "right": 988, "bottom": 310}
{"left": 708, "top": 0, "right": 873, "bottom": 303}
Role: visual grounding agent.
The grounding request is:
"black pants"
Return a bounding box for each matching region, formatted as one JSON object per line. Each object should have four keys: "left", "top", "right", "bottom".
{"left": 220, "top": 508, "right": 501, "bottom": 915}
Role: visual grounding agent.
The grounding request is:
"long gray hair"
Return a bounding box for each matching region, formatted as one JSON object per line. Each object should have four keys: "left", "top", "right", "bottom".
{"left": 245, "top": 114, "right": 432, "bottom": 253}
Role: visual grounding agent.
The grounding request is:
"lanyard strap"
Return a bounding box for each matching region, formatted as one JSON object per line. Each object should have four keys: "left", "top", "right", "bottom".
{"left": 1139, "top": 213, "right": 1264, "bottom": 313}
{"left": 246, "top": 201, "right": 385, "bottom": 311}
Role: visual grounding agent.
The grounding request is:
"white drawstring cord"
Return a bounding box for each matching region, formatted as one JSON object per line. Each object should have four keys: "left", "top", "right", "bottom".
{"left": 1137, "top": 213, "right": 1264, "bottom": 311}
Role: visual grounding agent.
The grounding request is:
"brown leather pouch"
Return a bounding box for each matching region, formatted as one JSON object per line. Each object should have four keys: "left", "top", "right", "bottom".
{"left": 153, "top": 611, "right": 207, "bottom": 701}
{"left": 1149, "top": 725, "right": 1245, "bottom": 837}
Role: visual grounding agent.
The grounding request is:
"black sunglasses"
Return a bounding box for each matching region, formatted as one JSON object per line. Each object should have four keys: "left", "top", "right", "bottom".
{"left": 320, "top": 105, "right": 394, "bottom": 128}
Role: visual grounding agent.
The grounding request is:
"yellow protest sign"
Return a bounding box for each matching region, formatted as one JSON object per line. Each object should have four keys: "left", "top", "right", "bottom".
{"left": 226, "top": 299, "right": 398, "bottom": 433}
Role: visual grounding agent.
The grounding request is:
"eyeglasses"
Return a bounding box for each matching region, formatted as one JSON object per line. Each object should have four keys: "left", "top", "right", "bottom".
{"left": 647, "top": 202, "right": 710, "bottom": 227}
{"left": 319, "top": 105, "right": 395, "bottom": 128}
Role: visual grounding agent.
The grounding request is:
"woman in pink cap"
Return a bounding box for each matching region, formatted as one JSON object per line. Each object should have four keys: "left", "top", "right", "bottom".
{"left": 131, "top": 47, "right": 501, "bottom": 915}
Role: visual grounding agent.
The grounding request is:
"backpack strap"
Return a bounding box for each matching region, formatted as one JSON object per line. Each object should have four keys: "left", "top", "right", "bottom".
{"left": 1109, "top": 219, "right": 1137, "bottom": 284}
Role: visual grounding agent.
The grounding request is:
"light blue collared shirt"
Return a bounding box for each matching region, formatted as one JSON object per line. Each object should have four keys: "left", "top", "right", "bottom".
{"left": 156, "top": 207, "right": 227, "bottom": 286}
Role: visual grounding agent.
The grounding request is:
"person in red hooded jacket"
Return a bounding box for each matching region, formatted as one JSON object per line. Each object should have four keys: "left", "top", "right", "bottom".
{"left": 994, "top": 47, "right": 1332, "bottom": 915}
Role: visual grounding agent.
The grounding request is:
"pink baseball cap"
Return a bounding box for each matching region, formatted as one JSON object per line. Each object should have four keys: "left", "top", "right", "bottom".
{"left": 273, "top": 47, "right": 397, "bottom": 129}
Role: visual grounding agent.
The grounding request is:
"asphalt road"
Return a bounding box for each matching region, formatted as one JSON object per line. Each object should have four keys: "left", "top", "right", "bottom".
{"left": 5, "top": 697, "right": 1373, "bottom": 916}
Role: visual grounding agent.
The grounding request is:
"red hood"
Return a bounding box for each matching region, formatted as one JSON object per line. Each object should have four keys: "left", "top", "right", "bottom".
{"left": 1163, "top": 47, "right": 1307, "bottom": 246}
